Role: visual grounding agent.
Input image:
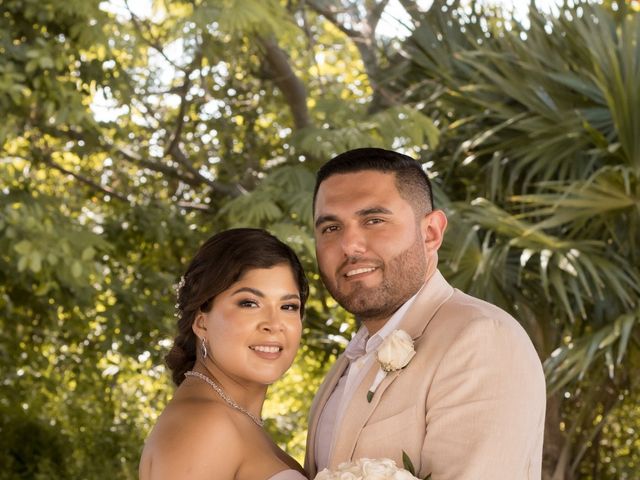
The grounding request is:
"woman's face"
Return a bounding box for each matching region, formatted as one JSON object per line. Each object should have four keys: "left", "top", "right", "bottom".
{"left": 194, "top": 263, "right": 303, "bottom": 386}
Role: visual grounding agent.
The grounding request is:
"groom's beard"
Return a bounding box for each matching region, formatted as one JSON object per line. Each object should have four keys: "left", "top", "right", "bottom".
{"left": 320, "top": 232, "right": 427, "bottom": 323}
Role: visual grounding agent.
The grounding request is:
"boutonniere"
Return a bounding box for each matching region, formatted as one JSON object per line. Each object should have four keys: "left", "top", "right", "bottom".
{"left": 367, "top": 329, "right": 416, "bottom": 402}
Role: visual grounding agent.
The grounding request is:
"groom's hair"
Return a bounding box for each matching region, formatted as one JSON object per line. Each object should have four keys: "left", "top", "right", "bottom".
{"left": 312, "top": 147, "right": 434, "bottom": 217}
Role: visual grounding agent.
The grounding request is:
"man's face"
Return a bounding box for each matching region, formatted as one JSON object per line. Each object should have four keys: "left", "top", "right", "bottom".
{"left": 314, "top": 170, "right": 431, "bottom": 323}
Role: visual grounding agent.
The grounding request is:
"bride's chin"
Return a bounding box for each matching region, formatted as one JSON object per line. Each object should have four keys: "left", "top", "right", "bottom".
{"left": 243, "top": 369, "right": 290, "bottom": 386}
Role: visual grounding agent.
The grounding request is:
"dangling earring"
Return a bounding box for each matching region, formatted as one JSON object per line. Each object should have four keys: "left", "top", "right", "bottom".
{"left": 200, "top": 337, "right": 208, "bottom": 359}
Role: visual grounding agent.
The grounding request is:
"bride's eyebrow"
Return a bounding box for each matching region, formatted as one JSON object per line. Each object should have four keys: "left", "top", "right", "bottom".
{"left": 280, "top": 294, "right": 301, "bottom": 301}
{"left": 231, "top": 288, "right": 300, "bottom": 301}
{"left": 232, "top": 287, "right": 264, "bottom": 297}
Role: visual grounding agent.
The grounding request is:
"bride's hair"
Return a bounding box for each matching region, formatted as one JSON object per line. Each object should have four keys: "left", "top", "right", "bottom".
{"left": 165, "top": 228, "right": 308, "bottom": 385}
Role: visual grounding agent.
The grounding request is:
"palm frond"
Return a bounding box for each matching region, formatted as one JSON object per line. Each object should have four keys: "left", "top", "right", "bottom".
{"left": 544, "top": 310, "right": 640, "bottom": 395}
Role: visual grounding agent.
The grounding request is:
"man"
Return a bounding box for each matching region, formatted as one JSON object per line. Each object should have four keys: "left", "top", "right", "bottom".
{"left": 305, "top": 148, "right": 546, "bottom": 479}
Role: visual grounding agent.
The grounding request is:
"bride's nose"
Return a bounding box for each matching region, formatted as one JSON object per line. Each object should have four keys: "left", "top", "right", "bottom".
{"left": 258, "top": 309, "right": 285, "bottom": 333}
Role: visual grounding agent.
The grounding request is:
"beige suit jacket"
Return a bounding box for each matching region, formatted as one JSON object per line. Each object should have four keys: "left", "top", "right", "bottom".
{"left": 305, "top": 270, "right": 546, "bottom": 479}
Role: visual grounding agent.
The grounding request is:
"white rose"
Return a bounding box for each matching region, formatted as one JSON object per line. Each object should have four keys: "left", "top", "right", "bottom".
{"left": 315, "top": 467, "right": 360, "bottom": 480}
{"left": 392, "top": 470, "right": 421, "bottom": 480}
{"left": 318, "top": 458, "right": 420, "bottom": 480}
{"left": 328, "top": 460, "right": 362, "bottom": 479}
{"left": 360, "top": 458, "right": 393, "bottom": 479}
{"left": 337, "top": 473, "right": 359, "bottom": 480}
{"left": 339, "top": 460, "right": 362, "bottom": 475}
{"left": 376, "top": 330, "right": 416, "bottom": 372}
{"left": 314, "top": 468, "right": 337, "bottom": 480}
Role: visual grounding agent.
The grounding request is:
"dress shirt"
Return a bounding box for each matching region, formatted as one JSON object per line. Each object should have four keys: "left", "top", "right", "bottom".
{"left": 313, "top": 289, "right": 421, "bottom": 471}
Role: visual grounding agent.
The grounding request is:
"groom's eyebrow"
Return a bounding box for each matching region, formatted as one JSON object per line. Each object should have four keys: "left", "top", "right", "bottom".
{"left": 356, "top": 207, "right": 392, "bottom": 216}
{"left": 314, "top": 214, "right": 338, "bottom": 228}
{"left": 315, "top": 207, "right": 393, "bottom": 228}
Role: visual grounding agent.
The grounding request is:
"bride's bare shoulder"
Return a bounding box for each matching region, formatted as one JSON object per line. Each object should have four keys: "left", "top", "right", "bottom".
{"left": 140, "top": 396, "right": 243, "bottom": 480}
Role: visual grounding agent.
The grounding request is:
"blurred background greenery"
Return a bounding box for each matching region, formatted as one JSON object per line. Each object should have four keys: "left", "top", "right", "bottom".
{"left": 0, "top": 0, "right": 638, "bottom": 478}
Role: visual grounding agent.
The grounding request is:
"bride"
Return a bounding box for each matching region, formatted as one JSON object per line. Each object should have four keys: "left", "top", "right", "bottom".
{"left": 139, "top": 228, "right": 308, "bottom": 480}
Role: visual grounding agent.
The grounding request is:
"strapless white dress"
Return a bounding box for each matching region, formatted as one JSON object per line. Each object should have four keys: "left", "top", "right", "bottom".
{"left": 267, "top": 469, "right": 308, "bottom": 480}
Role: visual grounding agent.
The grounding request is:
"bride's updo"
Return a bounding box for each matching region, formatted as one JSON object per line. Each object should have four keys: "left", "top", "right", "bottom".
{"left": 165, "top": 228, "right": 309, "bottom": 385}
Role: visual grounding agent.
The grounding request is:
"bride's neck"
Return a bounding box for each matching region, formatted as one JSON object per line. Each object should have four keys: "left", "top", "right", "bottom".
{"left": 192, "top": 361, "right": 267, "bottom": 417}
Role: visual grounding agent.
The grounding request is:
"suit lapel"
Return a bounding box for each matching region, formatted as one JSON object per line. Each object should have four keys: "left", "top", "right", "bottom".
{"left": 327, "top": 270, "right": 454, "bottom": 467}
{"left": 305, "top": 354, "right": 349, "bottom": 476}
{"left": 329, "top": 361, "right": 403, "bottom": 466}
{"left": 400, "top": 270, "right": 454, "bottom": 341}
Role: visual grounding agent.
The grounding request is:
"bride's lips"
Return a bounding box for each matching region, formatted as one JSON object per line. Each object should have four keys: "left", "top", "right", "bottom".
{"left": 249, "top": 343, "right": 284, "bottom": 359}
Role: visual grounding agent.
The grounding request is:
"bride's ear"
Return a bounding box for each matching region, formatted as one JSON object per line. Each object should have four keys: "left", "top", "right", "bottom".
{"left": 192, "top": 311, "right": 207, "bottom": 338}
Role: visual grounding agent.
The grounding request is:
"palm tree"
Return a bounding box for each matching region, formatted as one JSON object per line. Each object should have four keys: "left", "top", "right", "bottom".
{"left": 392, "top": 1, "right": 640, "bottom": 478}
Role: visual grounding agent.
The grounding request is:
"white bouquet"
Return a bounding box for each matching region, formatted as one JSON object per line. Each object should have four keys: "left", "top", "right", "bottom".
{"left": 314, "top": 458, "right": 421, "bottom": 480}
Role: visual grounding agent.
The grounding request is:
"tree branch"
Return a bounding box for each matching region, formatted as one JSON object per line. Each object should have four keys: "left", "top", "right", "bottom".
{"left": 305, "top": 0, "right": 398, "bottom": 112}
{"left": 305, "top": 0, "right": 357, "bottom": 37}
{"left": 38, "top": 152, "right": 130, "bottom": 203}
{"left": 125, "top": 1, "right": 184, "bottom": 72}
{"left": 396, "top": 0, "right": 423, "bottom": 27}
{"left": 176, "top": 201, "right": 215, "bottom": 212}
{"left": 113, "top": 145, "right": 199, "bottom": 187}
{"left": 166, "top": 145, "right": 243, "bottom": 197}
{"left": 299, "top": 0, "right": 328, "bottom": 95}
{"left": 367, "top": 0, "right": 391, "bottom": 34}
{"left": 164, "top": 76, "right": 191, "bottom": 160}
{"left": 258, "top": 35, "right": 311, "bottom": 130}
{"left": 153, "top": 47, "right": 244, "bottom": 197}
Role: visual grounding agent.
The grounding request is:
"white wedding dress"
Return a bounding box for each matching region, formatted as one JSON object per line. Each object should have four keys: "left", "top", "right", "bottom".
{"left": 267, "top": 469, "right": 308, "bottom": 480}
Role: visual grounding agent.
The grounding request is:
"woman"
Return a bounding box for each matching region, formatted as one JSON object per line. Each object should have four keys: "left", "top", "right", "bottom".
{"left": 139, "top": 228, "right": 308, "bottom": 480}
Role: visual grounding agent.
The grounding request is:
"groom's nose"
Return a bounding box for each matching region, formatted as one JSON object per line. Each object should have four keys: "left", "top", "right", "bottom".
{"left": 340, "top": 225, "right": 367, "bottom": 258}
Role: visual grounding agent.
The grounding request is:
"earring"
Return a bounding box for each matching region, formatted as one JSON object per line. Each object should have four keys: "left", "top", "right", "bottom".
{"left": 200, "top": 337, "right": 208, "bottom": 359}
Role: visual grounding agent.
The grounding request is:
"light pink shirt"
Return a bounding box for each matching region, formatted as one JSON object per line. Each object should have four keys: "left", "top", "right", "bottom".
{"left": 313, "top": 291, "right": 420, "bottom": 471}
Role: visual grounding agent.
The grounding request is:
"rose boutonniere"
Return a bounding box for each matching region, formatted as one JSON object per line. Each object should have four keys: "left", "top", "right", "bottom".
{"left": 367, "top": 329, "right": 416, "bottom": 402}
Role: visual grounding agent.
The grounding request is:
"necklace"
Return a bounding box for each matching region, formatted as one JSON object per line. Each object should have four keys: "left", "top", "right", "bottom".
{"left": 184, "top": 370, "right": 264, "bottom": 427}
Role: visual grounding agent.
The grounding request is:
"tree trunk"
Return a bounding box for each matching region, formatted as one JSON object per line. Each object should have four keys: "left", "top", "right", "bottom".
{"left": 543, "top": 393, "right": 569, "bottom": 480}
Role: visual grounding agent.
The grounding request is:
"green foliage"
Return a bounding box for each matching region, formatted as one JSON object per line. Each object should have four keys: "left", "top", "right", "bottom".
{"left": 294, "top": 105, "right": 439, "bottom": 158}
{"left": 397, "top": 1, "right": 640, "bottom": 477}
{"left": 1, "top": 0, "right": 639, "bottom": 478}
{"left": 0, "top": 1, "right": 362, "bottom": 476}
{"left": 0, "top": 408, "right": 71, "bottom": 479}
{"left": 263, "top": 348, "right": 335, "bottom": 462}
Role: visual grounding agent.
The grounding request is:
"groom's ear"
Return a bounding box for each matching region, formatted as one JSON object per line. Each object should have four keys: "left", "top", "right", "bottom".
{"left": 421, "top": 210, "right": 447, "bottom": 254}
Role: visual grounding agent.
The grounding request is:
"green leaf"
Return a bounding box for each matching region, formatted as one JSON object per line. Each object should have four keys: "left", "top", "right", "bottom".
{"left": 29, "top": 251, "right": 43, "bottom": 273}
{"left": 17, "top": 255, "right": 28, "bottom": 272}
{"left": 71, "top": 260, "right": 82, "bottom": 278}
{"left": 14, "top": 240, "right": 32, "bottom": 255}
{"left": 402, "top": 450, "right": 416, "bottom": 475}
{"left": 81, "top": 246, "right": 95, "bottom": 261}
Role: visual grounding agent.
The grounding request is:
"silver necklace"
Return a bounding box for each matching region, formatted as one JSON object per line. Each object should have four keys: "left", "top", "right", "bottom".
{"left": 184, "top": 370, "right": 264, "bottom": 427}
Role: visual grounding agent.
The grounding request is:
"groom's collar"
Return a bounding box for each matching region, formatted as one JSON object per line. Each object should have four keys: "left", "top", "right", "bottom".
{"left": 402, "top": 269, "right": 455, "bottom": 340}
{"left": 343, "top": 288, "right": 421, "bottom": 361}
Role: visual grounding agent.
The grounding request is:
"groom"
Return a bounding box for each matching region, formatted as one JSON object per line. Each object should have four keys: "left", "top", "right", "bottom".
{"left": 305, "top": 148, "right": 546, "bottom": 479}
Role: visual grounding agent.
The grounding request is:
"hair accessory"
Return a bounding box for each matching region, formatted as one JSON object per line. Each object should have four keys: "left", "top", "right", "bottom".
{"left": 175, "top": 275, "right": 186, "bottom": 293}
{"left": 173, "top": 276, "right": 186, "bottom": 318}
{"left": 200, "top": 337, "right": 208, "bottom": 359}
{"left": 184, "top": 370, "right": 264, "bottom": 427}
